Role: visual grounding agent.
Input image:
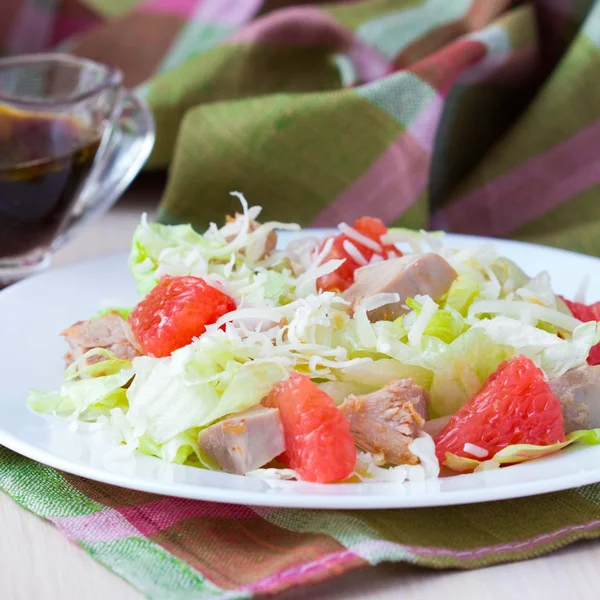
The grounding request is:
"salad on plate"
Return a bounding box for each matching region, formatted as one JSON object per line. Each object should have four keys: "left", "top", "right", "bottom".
{"left": 29, "top": 193, "right": 600, "bottom": 484}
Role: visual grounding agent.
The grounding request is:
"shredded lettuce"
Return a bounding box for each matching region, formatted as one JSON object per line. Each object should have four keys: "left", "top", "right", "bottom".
{"left": 126, "top": 351, "right": 288, "bottom": 445}
{"left": 340, "top": 358, "right": 433, "bottom": 391}
{"left": 406, "top": 297, "right": 468, "bottom": 344}
{"left": 64, "top": 348, "right": 132, "bottom": 380}
{"left": 129, "top": 219, "right": 214, "bottom": 296}
{"left": 472, "top": 319, "right": 600, "bottom": 379}
{"left": 317, "top": 381, "right": 372, "bottom": 405}
{"left": 95, "top": 306, "right": 132, "bottom": 320}
{"left": 443, "top": 273, "right": 480, "bottom": 316}
{"left": 128, "top": 195, "right": 300, "bottom": 306}
{"left": 490, "top": 257, "right": 530, "bottom": 294}
{"left": 427, "top": 329, "right": 513, "bottom": 417}
{"left": 28, "top": 348, "right": 132, "bottom": 418}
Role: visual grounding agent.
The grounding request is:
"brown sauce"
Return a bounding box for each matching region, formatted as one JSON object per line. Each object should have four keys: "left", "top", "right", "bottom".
{"left": 0, "top": 104, "right": 101, "bottom": 259}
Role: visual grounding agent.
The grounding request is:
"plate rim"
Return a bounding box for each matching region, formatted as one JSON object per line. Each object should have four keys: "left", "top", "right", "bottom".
{"left": 2, "top": 232, "right": 600, "bottom": 509}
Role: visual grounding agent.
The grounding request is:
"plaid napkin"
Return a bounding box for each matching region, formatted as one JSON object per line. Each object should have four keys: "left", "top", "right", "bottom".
{"left": 3, "top": 0, "right": 600, "bottom": 255}
{"left": 4, "top": 444, "right": 600, "bottom": 599}
{"left": 4, "top": 0, "right": 600, "bottom": 598}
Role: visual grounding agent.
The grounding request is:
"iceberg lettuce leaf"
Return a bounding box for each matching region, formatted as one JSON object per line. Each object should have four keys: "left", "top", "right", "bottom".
{"left": 443, "top": 429, "right": 600, "bottom": 473}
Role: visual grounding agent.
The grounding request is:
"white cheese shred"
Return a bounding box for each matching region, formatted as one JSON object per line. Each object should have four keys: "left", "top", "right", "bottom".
{"left": 575, "top": 274, "right": 591, "bottom": 304}
{"left": 312, "top": 236, "right": 334, "bottom": 267}
{"left": 342, "top": 240, "right": 368, "bottom": 266}
{"left": 468, "top": 299, "right": 582, "bottom": 331}
{"left": 463, "top": 443, "right": 489, "bottom": 459}
{"left": 407, "top": 296, "right": 439, "bottom": 346}
{"left": 355, "top": 293, "right": 400, "bottom": 313}
{"left": 338, "top": 222, "right": 382, "bottom": 253}
{"left": 245, "top": 468, "right": 298, "bottom": 480}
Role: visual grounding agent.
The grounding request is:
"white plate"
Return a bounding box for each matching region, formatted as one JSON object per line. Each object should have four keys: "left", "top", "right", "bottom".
{"left": 1, "top": 232, "right": 600, "bottom": 509}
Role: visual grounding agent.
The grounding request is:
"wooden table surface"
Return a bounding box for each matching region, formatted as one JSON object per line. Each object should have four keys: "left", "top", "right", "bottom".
{"left": 2, "top": 176, "right": 597, "bottom": 600}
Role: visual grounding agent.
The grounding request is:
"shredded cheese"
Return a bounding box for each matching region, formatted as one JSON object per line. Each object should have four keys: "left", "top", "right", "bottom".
{"left": 469, "top": 299, "right": 582, "bottom": 331}
{"left": 355, "top": 293, "right": 400, "bottom": 314}
{"left": 342, "top": 240, "right": 368, "bottom": 266}
{"left": 338, "top": 222, "right": 382, "bottom": 253}
{"left": 463, "top": 443, "right": 489, "bottom": 459}
{"left": 407, "top": 296, "right": 439, "bottom": 346}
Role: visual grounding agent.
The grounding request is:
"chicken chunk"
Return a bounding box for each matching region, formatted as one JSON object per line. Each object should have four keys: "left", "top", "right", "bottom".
{"left": 339, "top": 379, "right": 429, "bottom": 465}
{"left": 197, "top": 406, "right": 286, "bottom": 475}
{"left": 343, "top": 253, "right": 458, "bottom": 321}
{"left": 550, "top": 365, "right": 600, "bottom": 433}
{"left": 62, "top": 312, "right": 142, "bottom": 368}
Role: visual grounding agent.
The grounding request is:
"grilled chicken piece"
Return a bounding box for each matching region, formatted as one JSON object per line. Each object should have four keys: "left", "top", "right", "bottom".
{"left": 550, "top": 365, "right": 600, "bottom": 433}
{"left": 62, "top": 312, "right": 142, "bottom": 368}
{"left": 339, "top": 379, "right": 429, "bottom": 465}
{"left": 197, "top": 406, "right": 286, "bottom": 475}
{"left": 343, "top": 253, "right": 458, "bottom": 321}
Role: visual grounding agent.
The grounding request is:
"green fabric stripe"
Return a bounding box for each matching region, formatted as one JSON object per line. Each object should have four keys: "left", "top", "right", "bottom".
{"left": 577, "top": 483, "right": 600, "bottom": 503}
{"left": 262, "top": 486, "right": 600, "bottom": 569}
{"left": 354, "top": 0, "right": 472, "bottom": 59}
{"left": 0, "top": 448, "right": 224, "bottom": 599}
{"left": 501, "top": 3, "right": 538, "bottom": 51}
{"left": 447, "top": 27, "right": 600, "bottom": 200}
{"left": 0, "top": 447, "right": 102, "bottom": 518}
{"left": 258, "top": 509, "right": 410, "bottom": 561}
{"left": 146, "top": 43, "right": 342, "bottom": 168}
{"left": 583, "top": 1, "right": 600, "bottom": 47}
{"left": 81, "top": 0, "right": 141, "bottom": 18}
{"left": 158, "top": 88, "right": 402, "bottom": 229}
{"left": 391, "top": 189, "right": 429, "bottom": 229}
{"left": 429, "top": 79, "right": 537, "bottom": 211}
{"left": 426, "top": 4, "right": 536, "bottom": 210}
{"left": 324, "top": 0, "right": 425, "bottom": 31}
{"left": 83, "top": 537, "right": 225, "bottom": 600}
{"left": 511, "top": 179, "right": 600, "bottom": 257}
{"left": 156, "top": 23, "right": 233, "bottom": 74}
{"left": 356, "top": 71, "right": 437, "bottom": 129}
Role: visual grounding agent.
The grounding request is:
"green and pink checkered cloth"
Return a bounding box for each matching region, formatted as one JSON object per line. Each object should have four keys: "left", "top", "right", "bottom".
{"left": 4, "top": 0, "right": 600, "bottom": 598}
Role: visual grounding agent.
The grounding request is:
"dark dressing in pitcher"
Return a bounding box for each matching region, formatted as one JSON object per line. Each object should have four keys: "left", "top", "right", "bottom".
{"left": 0, "top": 104, "right": 101, "bottom": 259}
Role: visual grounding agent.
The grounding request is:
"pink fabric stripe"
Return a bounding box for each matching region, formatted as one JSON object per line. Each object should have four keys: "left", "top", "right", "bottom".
{"left": 250, "top": 505, "right": 286, "bottom": 518}
{"left": 52, "top": 500, "right": 258, "bottom": 543}
{"left": 117, "top": 498, "right": 257, "bottom": 536}
{"left": 5, "top": 2, "right": 54, "bottom": 54}
{"left": 239, "top": 549, "right": 360, "bottom": 595}
{"left": 50, "top": 14, "right": 97, "bottom": 46}
{"left": 195, "top": 0, "right": 263, "bottom": 27}
{"left": 458, "top": 46, "right": 537, "bottom": 86}
{"left": 432, "top": 118, "right": 600, "bottom": 236}
{"left": 543, "top": 0, "right": 577, "bottom": 13}
{"left": 226, "top": 7, "right": 390, "bottom": 82}
{"left": 352, "top": 518, "right": 600, "bottom": 560}
{"left": 228, "top": 7, "right": 353, "bottom": 46}
{"left": 407, "top": 94, "right": 444, "bottom": 153}
{"left": 50, "top": 511, "right": 141, "bottom": 543}
{"left": 141, "top": 0, "right": 202, "bottom": 19}
{"left": 347, "top": 41, "right": 393, "bottom": 83}
{"left": 237, "top": 514, "right": 600, "bottom": 591}
{"left": 311, "top": 132, "right": 430, "bottom": 227}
